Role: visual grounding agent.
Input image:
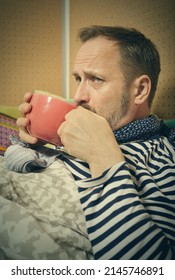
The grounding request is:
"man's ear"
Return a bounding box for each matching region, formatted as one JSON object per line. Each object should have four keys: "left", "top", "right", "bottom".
{"left": 134, "top": 75, "right": 151, "bottom": 105}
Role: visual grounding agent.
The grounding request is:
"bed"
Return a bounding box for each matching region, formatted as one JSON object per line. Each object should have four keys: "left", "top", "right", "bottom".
{"left": 0, "top": 103, "right": 93, "bottom": 260}
{"left": 0, "top": 103, "right": 175, "bottom": 260}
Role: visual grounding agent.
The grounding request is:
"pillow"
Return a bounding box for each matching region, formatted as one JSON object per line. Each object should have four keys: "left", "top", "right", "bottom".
{"left": 0, "top": 113, "right": 19, "bottom": 155}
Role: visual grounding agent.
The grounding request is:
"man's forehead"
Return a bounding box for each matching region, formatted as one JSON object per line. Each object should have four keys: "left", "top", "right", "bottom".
{"left": 73, "top": 53, "right": 109, "bottom": 76}
{"left": 74, "top": 38, "right": 118, "bottom": 68}
{"left": 73, "top": 38, "right": 121, "bottom": 76}
{"left": 72, "top": 68, "right": 102, "bottom": 77}
{"left": 76, "top": 37, "right": 118, "bottom": 59}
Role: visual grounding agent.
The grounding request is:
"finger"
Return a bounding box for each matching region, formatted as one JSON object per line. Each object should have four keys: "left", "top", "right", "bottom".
{"left": 23, "top": 92, "right": 33, "bottom": 102}
{"left": 18, "top": 103, "right": 32, "bottom": 117}
{"left": 16, "top": 118, "right": 38, "bottom": 144}
{"left": 19, "top": 129, "right": 38, "bottom": 144}
{"left": 57, "top": 121, "right": 66, "bottom": 137}
{"left": 16, "top": 117, "right": 30, "bottom": 129}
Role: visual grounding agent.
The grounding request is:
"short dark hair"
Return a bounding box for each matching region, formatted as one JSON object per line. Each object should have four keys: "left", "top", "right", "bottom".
{"left": 78, "top": 25, "right": 161, "bottom": 106}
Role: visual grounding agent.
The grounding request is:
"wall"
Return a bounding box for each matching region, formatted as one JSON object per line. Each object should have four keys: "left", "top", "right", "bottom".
{"left": 69, "top": 0, "right": 175, "bottom": 119}
{"left": 0, "top": 0, "right": 62, "bottom": 106}
{"left": 0, "top": 0, "right": 174, "bottom": 119}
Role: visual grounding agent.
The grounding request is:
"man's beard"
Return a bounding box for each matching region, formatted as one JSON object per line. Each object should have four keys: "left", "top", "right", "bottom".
{"left": 78, "top": 89, "right": 130, "bottom": 131}
{"left": 106, "top": 90, "right": 130, "bottom": 130}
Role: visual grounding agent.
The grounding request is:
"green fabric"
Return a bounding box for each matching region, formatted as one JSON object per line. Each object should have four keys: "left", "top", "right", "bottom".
{"left": 0, "top": 105, "right": 20, "bottom": 119}
{"left": 164, "top": 119, "right": 175, "bottom": 129}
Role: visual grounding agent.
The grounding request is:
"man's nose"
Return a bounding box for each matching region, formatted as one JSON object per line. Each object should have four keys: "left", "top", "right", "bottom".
{"left": 73, "top": 82, "right": 90, "bottom": 104}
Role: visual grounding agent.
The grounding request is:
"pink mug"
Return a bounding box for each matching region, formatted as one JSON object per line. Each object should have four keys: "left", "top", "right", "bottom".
{"left": 26, "top": 93, "right": 76, "bottom": 146}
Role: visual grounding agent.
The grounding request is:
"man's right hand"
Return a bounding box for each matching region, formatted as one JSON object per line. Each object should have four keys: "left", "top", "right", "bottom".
{"left": 16, "top": 92, "right": 39, "bottom": 144}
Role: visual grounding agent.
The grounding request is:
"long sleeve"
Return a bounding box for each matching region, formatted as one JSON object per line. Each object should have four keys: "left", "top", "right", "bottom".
{"left": 75, "top": 138, "right": 175, "bottom": 259}
{"left": 4, "top": 136, "right": 67, "bottom": 172}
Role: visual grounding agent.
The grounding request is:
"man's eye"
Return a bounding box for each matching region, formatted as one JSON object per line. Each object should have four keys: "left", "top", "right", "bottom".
{"left": 91, "top": 76, "right": 103, "bottom": 83}
{"left": 75, "top": 76, "right": 81, "bottom": 84}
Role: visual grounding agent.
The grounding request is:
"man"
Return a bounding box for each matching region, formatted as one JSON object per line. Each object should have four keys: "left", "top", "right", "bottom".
{"left": 7, "top": 26, "right": 175, "bottom": 259}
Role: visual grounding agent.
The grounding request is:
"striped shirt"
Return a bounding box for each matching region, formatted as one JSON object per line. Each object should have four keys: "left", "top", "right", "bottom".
{"left": 66, "top": 137, "right": 175, "bottom": 259}
{"left": 62, "top": 115, "right": 175, "bottom": 260}
{"left": 5, "top": 115, "right": 175, "bottom": 259}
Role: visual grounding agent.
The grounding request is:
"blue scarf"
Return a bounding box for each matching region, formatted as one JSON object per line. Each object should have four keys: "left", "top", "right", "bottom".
{"left": 114, "top": 115, "right": 175, "bottom": 145}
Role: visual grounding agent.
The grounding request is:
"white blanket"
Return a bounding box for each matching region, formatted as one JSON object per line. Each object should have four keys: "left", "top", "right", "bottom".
{"left": 0, "top": 156, "right": 93, "bottom": 260}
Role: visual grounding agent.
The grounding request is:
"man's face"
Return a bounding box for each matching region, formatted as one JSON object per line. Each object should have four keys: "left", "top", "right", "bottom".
{"left": 72, "top": 37, "right": 133, "bottom": 130}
